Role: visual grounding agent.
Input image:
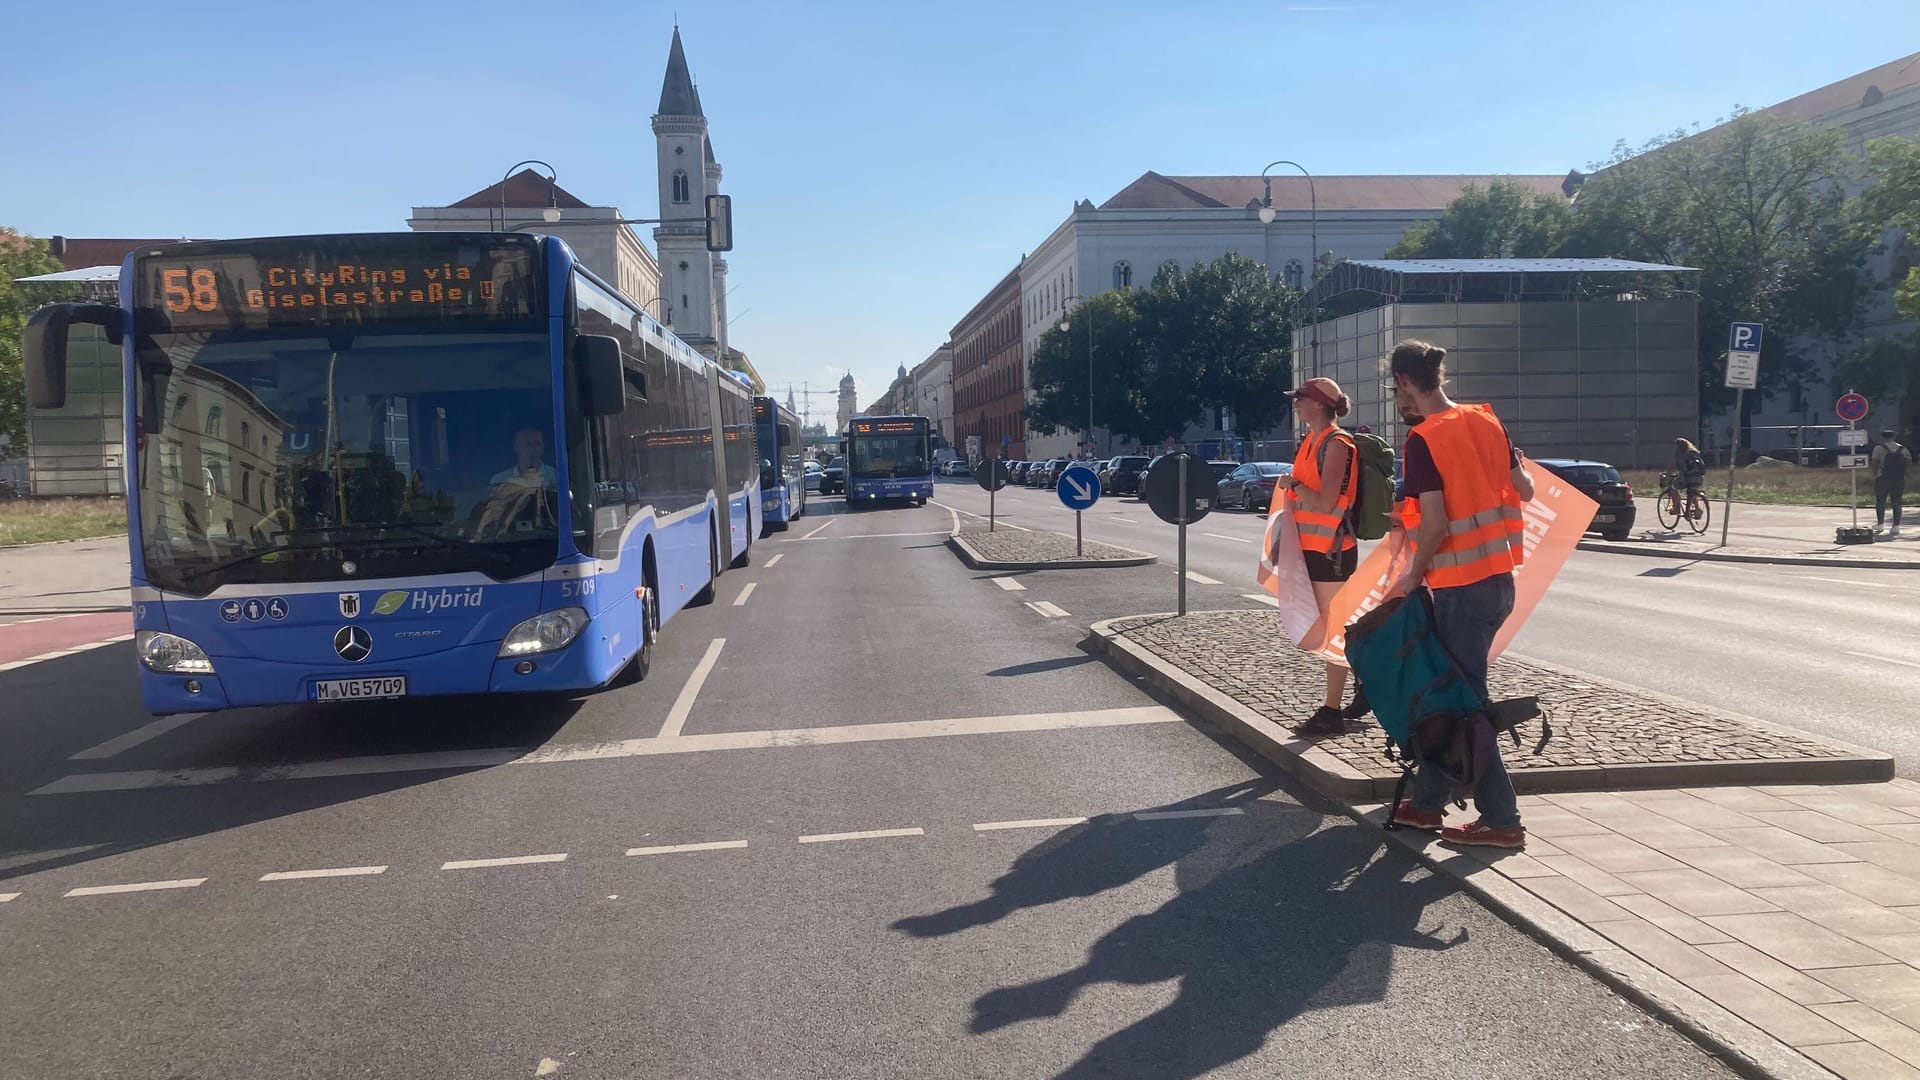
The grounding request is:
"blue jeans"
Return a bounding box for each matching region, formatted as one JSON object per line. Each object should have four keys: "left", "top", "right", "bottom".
{"left": 1411, "top": 573, "right": 1521, "bottom": 830}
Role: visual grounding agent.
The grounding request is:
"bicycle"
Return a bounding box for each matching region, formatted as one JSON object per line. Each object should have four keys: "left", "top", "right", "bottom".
{"left": 1656, "top": 472, "right": 1711, "bottom": 534}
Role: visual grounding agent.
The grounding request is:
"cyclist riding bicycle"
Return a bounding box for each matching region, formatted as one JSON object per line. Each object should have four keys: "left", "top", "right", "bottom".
{"left": 1672, "top": 437, "right": 1707, "bottom": 518}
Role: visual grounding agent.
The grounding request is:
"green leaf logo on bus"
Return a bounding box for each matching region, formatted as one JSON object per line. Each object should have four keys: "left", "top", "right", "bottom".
{"left": 373, "top": 591, "right": 411, "bottom": 616}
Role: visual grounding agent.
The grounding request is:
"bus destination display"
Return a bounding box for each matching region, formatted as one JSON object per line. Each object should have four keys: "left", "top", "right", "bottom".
{"left": 851, "top": 418, "right": 924, "bottom": 434}
{"left": 136, "top": 238, "right": 541, "bottom": 330}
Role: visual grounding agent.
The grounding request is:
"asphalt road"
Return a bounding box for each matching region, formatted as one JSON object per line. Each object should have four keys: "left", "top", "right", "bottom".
{"left": 932, "top": 477, "right": 1920, "bottom": 776}
{"left": 0, "top": 492, "right": 1736, "bottom": 1079}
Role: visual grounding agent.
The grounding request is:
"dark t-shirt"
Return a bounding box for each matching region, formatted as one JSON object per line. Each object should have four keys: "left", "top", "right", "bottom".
{"left": 1401, "top": 427, "right": 1518, "bottom": 501}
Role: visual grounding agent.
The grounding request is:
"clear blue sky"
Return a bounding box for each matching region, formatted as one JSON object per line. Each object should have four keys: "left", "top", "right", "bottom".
{"left": 5, "top": 1, "right": 1916, "bottom": 416}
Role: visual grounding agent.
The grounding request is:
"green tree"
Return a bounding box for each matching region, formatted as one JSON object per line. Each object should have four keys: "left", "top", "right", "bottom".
{"left": 1026, "top": 290, "right": 1150, "bottom": 442}
{"left": 1133, "top": 252, "right": 1297, "bottom": 440}
{"left": 1562, "top": 112, "right": 1874, "bottom": 415}
{"left": 1863, "top": 135, "right": 1920, "bottom": 322}
{"left": 1386, "top": 179, "right": 1573, "bottom": 259}
{"left": 0, "top": 228, "right": 64, "bottom": 450}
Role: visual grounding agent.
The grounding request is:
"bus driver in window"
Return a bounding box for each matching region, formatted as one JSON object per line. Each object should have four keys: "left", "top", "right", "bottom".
{"left": 491, "top": 428, "right": 557, "bottom": 489}
{"left": 474, "top": 428, "right": 557, "bottom": 537}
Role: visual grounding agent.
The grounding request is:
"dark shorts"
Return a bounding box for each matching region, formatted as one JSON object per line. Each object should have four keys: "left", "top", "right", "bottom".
{"left": 1303, "top": 545, "right": 1358, "bottom": 582}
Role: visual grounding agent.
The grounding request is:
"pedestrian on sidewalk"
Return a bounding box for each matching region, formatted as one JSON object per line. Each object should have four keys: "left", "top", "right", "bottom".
{"left": 1872, "top": 429, "right": 1909, "bottom": 537}
{"left": 1381, "top": 340, "right": 1534, "bottom": 850}
{"left": 1280, "top": 376, "right": 1364, "bottom": 737}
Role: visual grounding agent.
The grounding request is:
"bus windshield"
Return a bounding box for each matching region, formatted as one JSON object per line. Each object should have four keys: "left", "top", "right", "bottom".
{"left": 133, "top": 326, "right": 560, "bottom": 594}
{"left": 849, "top": 433, "right": 930, "bottom": 479}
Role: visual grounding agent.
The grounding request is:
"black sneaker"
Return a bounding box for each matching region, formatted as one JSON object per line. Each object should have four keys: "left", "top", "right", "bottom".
{"left": 1292, "top": 706, "right": 1346, "bottom": 737}
{"left": 1342, "top": 683, "right": 1372, "bottom": 720}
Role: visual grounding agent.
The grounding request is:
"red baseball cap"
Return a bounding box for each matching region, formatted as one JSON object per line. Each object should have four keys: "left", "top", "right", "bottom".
{"left": 1289, "top": 377, "right": 1346, "bottom": 410}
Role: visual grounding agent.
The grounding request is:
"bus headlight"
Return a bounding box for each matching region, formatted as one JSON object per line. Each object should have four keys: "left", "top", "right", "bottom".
{"left": 498, "top": 608, "right": 588, "bottom": 657}
{"left": 136, "top": 630, "right": 216, "bottom": 674}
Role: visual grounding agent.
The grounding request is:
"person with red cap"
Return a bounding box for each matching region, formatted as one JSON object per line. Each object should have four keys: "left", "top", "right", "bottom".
{"left": 1279, "top": 376, "right": 1364, "bottom": 736}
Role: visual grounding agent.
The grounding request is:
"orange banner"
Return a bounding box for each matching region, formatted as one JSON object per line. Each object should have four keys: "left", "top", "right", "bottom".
{"left": 1297, "top": 477, "right": 1598, "bottom": 667}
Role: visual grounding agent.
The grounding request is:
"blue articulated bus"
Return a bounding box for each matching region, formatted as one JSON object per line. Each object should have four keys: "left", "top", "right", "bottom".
{"left": 22, "top": 232, "right": 757, "bottom": 714}
{"left": 844, "top": 415, "right": 934, "bottom": 506}
{"left": 752, "top": 395, "right": 806, "bottom": 532}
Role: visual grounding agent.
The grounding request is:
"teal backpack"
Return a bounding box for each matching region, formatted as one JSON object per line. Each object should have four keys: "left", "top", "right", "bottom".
{"left": 1319, "top": 430, "right": 1396, "bottom": 541}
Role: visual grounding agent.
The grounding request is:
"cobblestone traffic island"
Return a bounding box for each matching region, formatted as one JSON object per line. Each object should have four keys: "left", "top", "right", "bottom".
{"left": 1093, "top": 609, "right": 1891, "bottom": 800}
{"left": 948, "top": 529, "right": 1156, "bottom": 571}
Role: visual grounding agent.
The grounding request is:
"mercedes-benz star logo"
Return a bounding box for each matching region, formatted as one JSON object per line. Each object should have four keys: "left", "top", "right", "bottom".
{"left": 333, "top": 625, "right": 372, "bottom": 663}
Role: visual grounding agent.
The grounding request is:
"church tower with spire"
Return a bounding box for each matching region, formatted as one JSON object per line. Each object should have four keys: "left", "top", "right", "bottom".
{"left": 652, "top": 29, "right": 719, "bottom": 356}
{"left": 837, "top": 372, "right": 858, "bottom": 433}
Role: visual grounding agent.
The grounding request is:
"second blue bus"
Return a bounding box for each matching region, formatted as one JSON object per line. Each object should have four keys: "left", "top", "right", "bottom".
{"left": 843, "top": 415, "right": 933, "bottom": 507}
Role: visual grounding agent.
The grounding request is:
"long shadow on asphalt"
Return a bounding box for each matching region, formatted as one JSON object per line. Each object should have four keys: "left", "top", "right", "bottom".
{"left": 893, "top": 780, "right": 1465, "bottom": 1080}
{"left": 986, "top": 656, "right": 1096, "bottom": 677}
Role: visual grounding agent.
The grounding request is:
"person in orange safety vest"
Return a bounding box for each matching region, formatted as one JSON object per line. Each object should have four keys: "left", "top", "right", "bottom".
{"left": 1382, "top": 340, "right": 1535, "bottom": 850}
{"left": 1279, "top": 376, "right": 1363, "bottom": 737}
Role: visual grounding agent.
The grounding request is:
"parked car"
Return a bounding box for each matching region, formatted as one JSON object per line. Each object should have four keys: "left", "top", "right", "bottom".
{"left": 1215, "top": 461, "right": 1291, "bottom": 511}
{"left": 1011, "top": 461, "right": 1035, "bottom": 483}
{"left": 819, "top": 455, "right": 846, "bottom": 495}
{"left": 945, "top": 458, "right": 973, "bottom": 477}
{"left": 803, "top": 460, "right": 824, "bottom": 491}
{"left": 1207, "top": 460, "right": 1240, "bottom": 483}
{"left": 1100, "top": 455, "right": 1151, "bottom": 497}
{"left": 1533, "top": 457, "right": 1635, "bottom": 540}
{"left": 1034, "top": 458, "right": 1070, "bottom": 487}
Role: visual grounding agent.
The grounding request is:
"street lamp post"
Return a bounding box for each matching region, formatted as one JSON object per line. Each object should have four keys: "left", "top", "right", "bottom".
{"left": 1258, "top": 159, "right": 1321, "bottom": 382}
{"left": 496, "top": 160, "right": 562, "bottom": 231}
{"left": 1061, "top": 295, "right": 1093, "bottom": 459}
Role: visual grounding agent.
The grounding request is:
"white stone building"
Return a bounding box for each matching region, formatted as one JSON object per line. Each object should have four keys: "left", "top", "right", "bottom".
{"left": 911, "top": 344, "right": 954, "bottom": 442}
{"left": 1015, "top": 172, "right": 1570, "bottom": 458}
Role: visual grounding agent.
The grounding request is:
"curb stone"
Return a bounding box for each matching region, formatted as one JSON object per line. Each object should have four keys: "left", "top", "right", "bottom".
{"left": 1087, "top": 614, "right": 1892, "bottom": 797}
{"left": 1577, "top": 537, "right": 1919, "bottom": 570}
{"left": 947, "top": 533, "right": 1156, "bottom": 572}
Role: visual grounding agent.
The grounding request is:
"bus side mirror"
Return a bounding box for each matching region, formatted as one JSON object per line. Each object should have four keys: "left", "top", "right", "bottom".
{"left": 575, "top": 335, "right": 625, "bottom": 417}
{"left": 23, "top": 303, "right": 123, "bottom": 410}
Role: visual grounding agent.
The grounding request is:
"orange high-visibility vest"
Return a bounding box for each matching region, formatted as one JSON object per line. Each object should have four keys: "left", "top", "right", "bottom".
{"left": 1413, "top": 404, "right": 1524, "bottom": 589}
{"left": 1289, "top": 425, "right": 1358, "bottom": 555}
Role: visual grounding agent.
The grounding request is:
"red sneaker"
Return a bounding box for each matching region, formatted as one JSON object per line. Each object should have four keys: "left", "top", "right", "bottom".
{"left": 1441, "top": 819, "right": 1526, "bottom": 849}
{"left": 1390, "top": 800, "right": 1442, "bottom": 833}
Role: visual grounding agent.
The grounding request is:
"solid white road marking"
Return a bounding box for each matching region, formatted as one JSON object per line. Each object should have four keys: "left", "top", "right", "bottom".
{"left": 65, "top": 877, "right": 207, "bottom": 897}
{"left": 1110, "top": 516, "right": 1139, "bottom": 524}
{"left": 0, "top": 892, "right": 19, "bottom": 903}
{"left": 259, "top": 865, "right": 388, "bottom": 881}
{"left": 799, "top": 519, "right": 836, "bottom": 540}
{"left": 1242, "top": 593, "right": 1279, "bottom": 607}
{"left": 1025, "top": 600, "right": 1070, "bottom": 618}
{"left": 732, "top": 583, "right": 757, "bottom": 607}
{"left": 1204, "top": 533, "right": 1253, "bottom": 543}
{"left": 0, "top": 633, "right": 136, "bottom": 672}
{"left": 656, "top": 637, "right": 726, "bottom": 739}
{"left": 992, "top": 577, "right": 1027, "bottom": 591}
{"left": 30, "top": 706, "right": 1183, "bottom": 794}
{"left": 441, "top": 853, "right": 567, "bottom": 870}
{"left": 933, "top": 500, "right": 1032, "bottom": 531}
{"left": 1185, "top": 571, "right": 1224, "bottom": 586}
{"left": 68, "top": 713, "right": 204, "bottom": 760}
{"left": 1845, "top": 650, "right": 1920, "bottom": 670}
{"left": 765, "top": 553, "right": 785, "bottom": 567}
{"left": 626, "top": 840, "right": 750, "bottom": 857}
{"left": 805, "top": 531, "right": 952, "bottom": 540}
{"left": 973, "top": 817, "right": 1089, "bottom": 832}
{"left": 797, "top": 827, "right": 925, "bottom": 844}
{"left": 1134, "top": 807, "right": 1244, "bottom": 821}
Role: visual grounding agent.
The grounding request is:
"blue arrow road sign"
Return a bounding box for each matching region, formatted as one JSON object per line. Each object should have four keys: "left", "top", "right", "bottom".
{"left": 1057, "top": 463, "right": 1101, "bottom": 511}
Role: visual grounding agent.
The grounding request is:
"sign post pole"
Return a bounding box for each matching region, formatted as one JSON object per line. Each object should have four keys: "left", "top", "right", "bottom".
{"left": 1721, "top": 322, "right": 1764, "bottom": 548}
{"left": 1177, "top": 455, "right": 1189, "bottom": 617}
{"left": 1143, "top": 453, "right": 1209, "bottom": 617}
{"left": 1076, "top": 510, "right": 1083, "bottom": 556}
{"left": 1054, "top": 463, "right": 1102, "bottom": 557}
{"left": 989, "top": 480, "right": 996, "bottom": 533}
{"left": 1851, "top": 418, "right": 1860, "bottom": 532}
{"left": 1834, "top": 392, "right": 1873, "bottom": 543}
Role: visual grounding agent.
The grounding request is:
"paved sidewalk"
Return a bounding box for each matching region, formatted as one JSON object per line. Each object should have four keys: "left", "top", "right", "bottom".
{"left": 1585, "top": 500, "right": 1920, "bottom": 568}
{"left": 948, "top": 528, "right": 1155, "bottom": 570}
{"left": 0, "top": 536, "right": 130, "bottom": 626}
{"left": 1367, "top": 784, "right": 1920, "bottom": 1080}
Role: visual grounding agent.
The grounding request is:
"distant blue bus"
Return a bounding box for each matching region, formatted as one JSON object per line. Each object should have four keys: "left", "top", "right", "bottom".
{"left": 753, "top": 395, "right": 807, "bottom": 531}
{"left": 23, "top": 232, "right": 757, "bottom": 714}
{"left": 844, "top": 415, "right": 933, "bottom": 506}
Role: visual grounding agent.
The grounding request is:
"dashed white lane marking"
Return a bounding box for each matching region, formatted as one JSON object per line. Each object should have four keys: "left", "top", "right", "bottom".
{"left": 797, "top": 827, "right": 924, "bottom": 845}
{"left": 973, "top": 817, "right": 1089, "bottom": 832}
{"left": 1110, "top": 516, "right": 1139, "bottom": 524}
{"left": 0, "top": 892, "right": 19, "bottom": 903}
{"left": 732, "top": 582, "right": 757, "bottom": 607}
{"left": 1025, "top": 600, "right": 1070, "bottom": 618}
{"left": 1134, "top": 807, "right": 1244, "bottom": 821}
{"left": 441, "top": 853, "right": 567, "bottom": 870}
{"left": 0, "top": 633, "right": 136, "bottom": 672}
{"left": 1204, "top": 533, "right": 1253, "bottom": 543}
{"left": 1242, "top": 593, "right": 1279, "bottom": 607}
{"left": 1184, "top": 570, "right": 1224, "bottom": 586}
{"left": 656, "top": 637, "right": 726, "bottom": 739}
{"left": 259, "top": 865, "right": 388, "bottom": 881}
{"left": 765, "top": 553, "right": 785, "bottom": 567}
{"left": 68, "top": 713, "right": 205, "bottom": 761}
{"left": 1846, "top": 650, "right": 1920, "bottom": 670}
{"left": 626, "top": 840, "right": 750, "bottom": 857}
{"left": 65, "top": 877, "right": 207, "bottom": 897}
{"left": 799, "top": 519, "right": 836, "bottom": 540}
{"left": 31, "top": 706, "right": 1181, "bottom": 793}
{"left": 992, "top": 576, "right": 1027, "bottom": 591}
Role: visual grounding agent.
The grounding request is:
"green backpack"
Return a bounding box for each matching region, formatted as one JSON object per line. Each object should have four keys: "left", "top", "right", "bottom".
{"left": 1319, "top": 430, "right": 1396, "bottom": 541}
